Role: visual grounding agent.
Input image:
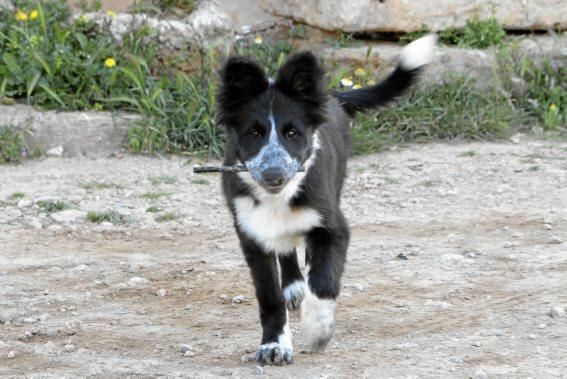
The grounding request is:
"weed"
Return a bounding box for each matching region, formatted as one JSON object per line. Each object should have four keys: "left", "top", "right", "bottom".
{"left": 528, "top": 165, "right": 540, "bottom": 171}
{"left": 87, "top": 210, "right": 129, "bottom": 224}
{"left": 458, "top": 150, "right": 477, "bottom": 157}
{"left": 149, "top": 175, "right": 176, "bottom": 185}
{"left": 155, "top": 212, "right": 178, "bottom": 222}
{"left": 191, "top": 178, "right": 209, "bottom": 185}
{"left": 37, "top": 200, "right": 69, "bottom": 213}
{"left": 351, "top": 76, "right": 524, "bottom": 155}
{"left": 0, "top": 127, "right": 26, "bottom": 163}
{"left": 140, "top": 191, "right": 169, "bottom": 200}
{"left": 145, "top": 205, "right": 161, "bottom": 213}
{"left": 9, "top": 192, "right": 25, "bottom": 200}
{"left": 80, "top": 181, "right": 122, "bottom": 190}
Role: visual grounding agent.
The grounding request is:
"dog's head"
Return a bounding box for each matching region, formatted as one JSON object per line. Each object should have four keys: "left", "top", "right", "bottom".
{"left": 217, "top": 52, "right": 327, "bottom": 194}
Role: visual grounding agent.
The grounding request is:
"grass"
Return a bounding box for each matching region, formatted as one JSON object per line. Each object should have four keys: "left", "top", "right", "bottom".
{"left": 0, "top": 127, "right": 26, "bottom": 163}
{"left": 149, "top": 175, "right": 176, "bottom": 185}
{"left": 458, "top": 150, "right": 477, "bottom": 157}
{"left": 87, "top": 210, "right": 129, "bottom": 224}
{"left": 80, "top": 181, "right": 123, "bottom": 190}
{"left": 37, "top": 200, "right": 69, "bottom": 213}
{"left": 145, "top": 205, "right": 161, "bottom": 213}
{"left": 140, "top": 191, "right": 169, "bottom": 200}
{"left": 155, "top": 212, "right": 178, "bottom": 222}
{"left": 351, "top": 76, "right": 525, "bottom": 155}
{"left": 9, "top": 191, "right": 25, "bottom": 200}
{"left": 191, "top": 178, "right": 209, "bottom": 185}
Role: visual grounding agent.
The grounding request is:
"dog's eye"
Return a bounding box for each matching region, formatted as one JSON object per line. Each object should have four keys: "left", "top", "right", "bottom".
{"left": 249, "top": 129, "right": 262, "bottom": 138}
{"left": 285, "top": 130, "right": 298, "bottom": 139}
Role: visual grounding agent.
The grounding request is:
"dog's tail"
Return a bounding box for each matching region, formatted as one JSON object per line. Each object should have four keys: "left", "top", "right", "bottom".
{"left": 333, "top": 34, "right": 437, "bottom": 116}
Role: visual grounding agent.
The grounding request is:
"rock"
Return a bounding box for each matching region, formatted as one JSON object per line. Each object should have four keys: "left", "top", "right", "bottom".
{"left": 156, "top": 289, "right": 167, "bottom": 297}
{"left": 27, "top": 217, "right": 43, "bottom": 230}
{"left": 184, "top": 0, "right": 234, "bottom": 48}
{"left": 549, "top": 306, "right": 566, "bottom": 318}
{"left": 232, "top": 295, "right": 246, "bottom": 303}
{"left": 94, "top": 221, "right": 114, "bottom": 232}
{"left": 22, "top": 317, "right": 37, "bottom": 324}
{"left": 543, "top": 223, "right": 553, "bottom": 230}
{"left": 17, "top": 199, "right": 33, "bottom": 208}
{"left": 64, "top": 344, "right": 76, "bottom": 352}
{"left": 0, "top": 0, "right": 14, "bottom": 10}
{"left": 46, "top": 146, "right": 64, "bottom": 157}
{"left": 472, "top": 369, "right": 488, "bottom": 379}
{"left": 219, "top": 294, "right": 228, "bottom": 300}
{"left": 180, "top": 344, "right": 194, "bottom": 353}
{"left": 184, "top": 350, "right": 195, "bottom": 357}
{"left": 241, "top": 353, "right": 256, "bottom": 362}
{"left": 255, "top": 366, "right": 264, "bottom": 375}
{"left": 7, "top": 350, "right": 15, "bottom": 359}
{"left": 137, "top": 309, "right": 147, "bottom": 315}
{"left": 549, "top": 236, "right": 563, "bottom": 244}
{"left": 38, "top": 313, "right": 49, "bottom": 322}
{"left": 50, "top": 210, "right": 87, "bottom": 224}
{"left": 128, "top": 277, "right": 149, "bottom": 286}
{"left": 261, "top": 0, "right": 567, "bottom": 32}
{"left": 71, "top": 264, "right": 88, "bottom": 272}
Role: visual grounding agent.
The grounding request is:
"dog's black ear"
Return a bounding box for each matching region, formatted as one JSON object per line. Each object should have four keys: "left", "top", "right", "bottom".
{"left": 217, "top": 56, "right": 268, "bottom": 115}
{"left": 275, "top": 51, "right": 324, "bottom": 101}
{"left": 276, "top": 52, "right": 327, "bottom": 125}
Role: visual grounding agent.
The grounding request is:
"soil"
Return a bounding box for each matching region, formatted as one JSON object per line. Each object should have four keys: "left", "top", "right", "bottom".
{"left": 1, "top": 139, "right": 566, "bottom": 377}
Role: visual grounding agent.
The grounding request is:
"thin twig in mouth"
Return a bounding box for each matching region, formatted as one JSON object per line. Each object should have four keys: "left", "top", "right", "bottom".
{"left": 193, "top": 166, "right": 305, "bottom": 173}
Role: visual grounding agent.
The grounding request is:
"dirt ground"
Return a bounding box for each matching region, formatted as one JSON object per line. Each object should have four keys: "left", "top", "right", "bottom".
{"left": 1, "top": 139, "right": 566, "bottom": 377}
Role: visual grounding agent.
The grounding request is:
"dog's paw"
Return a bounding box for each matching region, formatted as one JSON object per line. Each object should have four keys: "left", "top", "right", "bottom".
{"left": 300, "top": 291, "right": 336, "bottom": 352}
{"left": 283, "top": 280, "right": 307, "bottom": 310}
{"left": 255, "top": 342, "right": 293, "bottom": 365}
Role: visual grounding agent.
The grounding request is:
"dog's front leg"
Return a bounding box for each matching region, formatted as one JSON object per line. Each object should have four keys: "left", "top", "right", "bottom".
{"left": 238, "top": 232, "right": 293, "bottom": 365}
{"left": 302, "top": 214, "right": 350, "bottom": 352}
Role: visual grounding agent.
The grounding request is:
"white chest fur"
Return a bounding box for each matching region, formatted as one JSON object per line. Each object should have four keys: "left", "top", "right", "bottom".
{"left": 233, "top": 172, "right": 321, "bottom": 254}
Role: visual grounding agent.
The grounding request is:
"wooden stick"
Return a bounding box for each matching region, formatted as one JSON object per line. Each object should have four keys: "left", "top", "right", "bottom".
{"left": 193, "top": 165, "right": 305, "bottom": 173}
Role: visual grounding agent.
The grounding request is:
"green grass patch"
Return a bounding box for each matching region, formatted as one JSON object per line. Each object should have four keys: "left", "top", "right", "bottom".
{"left": 87, "top": 210, "right": 129, "bottom": 224}
{"left": 9, "top": 191, "right": 25, "bottom": 200}
{"left": 0, "top": 127, "right": 29, "bottom": 164}
{"left": 191, "top": 178, "right": 209, "bottom": 185}
{"left": 155, "top": 212, "right": 178, "bottom": 222}
{"left": 80, "top": 181, "right": 123, "bottom": 190}
{"left": 37, "top": 200, "right": 69, "bottom": 213}
{"left": 140, "top": 191, "right": 169, "bottom": 200}
{"left": 149, "top": 175, "right": 176, "bottom": 185}
{"left": 458, "top": 150, "right": 477, "bottom": 157}
{"left": 351, "top": 76, "right": 524, "bottom": 155}
{"left": 145, "top": 205, "right": 161, "bottom": 213}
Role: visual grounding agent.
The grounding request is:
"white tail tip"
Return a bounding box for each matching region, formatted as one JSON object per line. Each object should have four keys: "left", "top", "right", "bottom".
{"left": 400, "top": 33, "right": 437, "bottom": 70}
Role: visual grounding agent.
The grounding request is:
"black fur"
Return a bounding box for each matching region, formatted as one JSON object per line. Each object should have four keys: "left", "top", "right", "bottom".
{"left": 216, "top": 49, "right": 426, "bottom": 364}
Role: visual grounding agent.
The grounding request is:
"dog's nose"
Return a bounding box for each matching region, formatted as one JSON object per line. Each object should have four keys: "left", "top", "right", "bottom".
{"left": 261, "top": 168, "right": 286, "bottom": 187}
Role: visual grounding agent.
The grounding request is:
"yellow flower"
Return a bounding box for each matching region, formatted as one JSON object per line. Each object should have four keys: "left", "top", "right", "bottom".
{"left": 106, "top": 9, "right": 117, "bottom": 18}
{"left": 340, "top": 77, "right": 353, "bottom": 87}
{"left": 15, "top": 10, "right": 28, "bottom": 21}
{"left": 549, "top": 103, "right": 558, "bottom": 112}
{"left": 29, "top": 9, "right": 39, "bottom": 20}
{"left": 104, "top": 57, "right": 117, "bottom": 68}
{"left": 353, "top": 84, "right": 362, "bottom": 89}
{"left": 354, "top": 67, "right": 366, "bottom": 77}
{"left": 366, "top": 79, "right": 376, "bottom": 86}
{"left": 254, "top": 35, "right": 263, "bottom": 44}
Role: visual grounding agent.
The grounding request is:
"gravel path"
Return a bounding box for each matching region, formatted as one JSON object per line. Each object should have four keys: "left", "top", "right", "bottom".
{"left": 1, "top": 140, "right": 566, "bottom": 377}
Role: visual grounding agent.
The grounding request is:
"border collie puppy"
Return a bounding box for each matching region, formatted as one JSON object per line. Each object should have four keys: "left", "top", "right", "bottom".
{"left": 217, "top": 35, "right": 436, "bottom": 365}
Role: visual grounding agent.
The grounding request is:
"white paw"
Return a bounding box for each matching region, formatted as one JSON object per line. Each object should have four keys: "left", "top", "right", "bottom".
{"left": 283, "top": 280, "right": 307, "bottom": 310}
{"left": 300, "top": 290, "right": 335, "bottom": 352}
{"left": 255, "top": 342, "right": 293, "bottom": 365}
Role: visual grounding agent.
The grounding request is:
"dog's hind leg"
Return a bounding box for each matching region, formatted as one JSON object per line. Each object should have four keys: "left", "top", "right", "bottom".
{"left": 279, "top": 251, "right": 307, "bottom": 311}
{"left": 302, "top": 210, "right": 350, "bottom": 352}
{"left": 238, "top": 233, "right": 294, "bottom": 365}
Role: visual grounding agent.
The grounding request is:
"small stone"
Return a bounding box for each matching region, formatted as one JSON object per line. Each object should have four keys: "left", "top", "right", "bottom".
{"left": 156, "top": 289, "right": 167, "bottom": 297}
{"left": 232, "top": 295, "right": 245, "bottom": 303}
{"left": 71, "top": 264, "right": 88, "bottom": 272}
{"left": 110, "top": 320, "right": 119, "bottom": 326}
{"left": 128, "top": 277, "right": 149, "bottom": 286}
{"left": 473, "top": 369, "right": 488, "bottom": 379}
{"left": 528, "top": 334, "right": 537, "bottom": 340}
{"left": 538, "top": 323, "right": 547, "bottom": 329}
{"left": 46, "top": 146, "right": 64, "bottom": 157}
{"left": 180, "top": 344, "right": 193, "bottom": 353}
{"left": 549, "top": 306, "right": 566, "bottom": 318}
{"left": 549, "top": 236, "right": 563, "bottom": 244}
{"left": 7, "top": 350, "right": 15, "bottom": 359}
{"left": 503, "top": 242, "right": 514, "bottom": 248}
{"left": 511, "top": 232, "right": 522, "bottom": 238}
{"left": 352, "top": 283, "right": 365, "bottom": 292}
{"left": 184, "top": 350, "right": 195, "bottom": 357}
{"left": 219, "top": 294, "right": 228, "bottom": 300}
{"left": 137, "top": 309, "right": 147, "bottom": 315}
{"left": 241, "top": 353, "right": 256, "bottom": 362}
{"left": 22, "top": 317, "right": 37, "bottom": 324}
{"left": 255, "top": 366, "right": 264, "bottom": 375}
{"left": 543, "top": 223, "right": 553, "bottom": 230}
{"left": 64, "top": 344, "right": 75, "bottom": 352}
{"left": 17, "top": 199, "right": 33, "bottom": 208}
{"left": 50, "top": 210, "right": 87, "bottom": 224}
{"left": 38, "top": 313, "right": 49, "bottom": 321}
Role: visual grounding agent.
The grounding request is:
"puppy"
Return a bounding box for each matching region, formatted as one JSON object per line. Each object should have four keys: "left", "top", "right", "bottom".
{"left": 216, "top": 35, "right": 436, "bottom": 365}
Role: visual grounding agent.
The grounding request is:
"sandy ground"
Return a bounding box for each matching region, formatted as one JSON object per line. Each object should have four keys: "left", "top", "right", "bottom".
{"left": 1, "top": 140, "right": 566, "bottom": 377}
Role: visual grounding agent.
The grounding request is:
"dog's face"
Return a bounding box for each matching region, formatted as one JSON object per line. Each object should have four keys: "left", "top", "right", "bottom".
{"left": 217, "top": 52, "right": 327, "bottom": 194}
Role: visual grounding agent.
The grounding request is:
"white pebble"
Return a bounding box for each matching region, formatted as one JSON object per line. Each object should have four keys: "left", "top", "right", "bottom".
{"left": 7, "top": 350, "right": 15, "bottom": 359}
{"left": 232, "top": 295, "right": 245, "bottom": 303}
{"left": 128, "top": 277, "right": 149, "bottom": 286}
{"left": 549, "top": 236, "right": 563, "bottom": 244}
{"left": 17, "top": 199, "right": 33, "bottom": 208}
{"left": 22, "top": 317, "right": 37, "bottom": 324}
{"left": 156, "top": 289, "right": 167, "bottom": 297}
{"left": 180, "top": 344, "right": 193, "bottom": 353}
{"left": 472, "top": 369, "right": 488, "bottom": 379}
{"left": 543, "top": 223, "right": 553, "bottom": 230}
{"left": 549, "top": 306, "right": 566, "bottom": 318}
{"left": 64, "top": 344, "right": 75, "bottom": 351}
{"left": 219, "top": 294, "right": 228, "bottom": 300}
{"left": 184, "top": 350, "right": 195, "bottom": 357}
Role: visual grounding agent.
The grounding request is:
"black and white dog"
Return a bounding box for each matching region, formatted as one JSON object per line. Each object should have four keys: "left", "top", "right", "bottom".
{"left": 217, "top": 35, "right": 436, "bottom": 365}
